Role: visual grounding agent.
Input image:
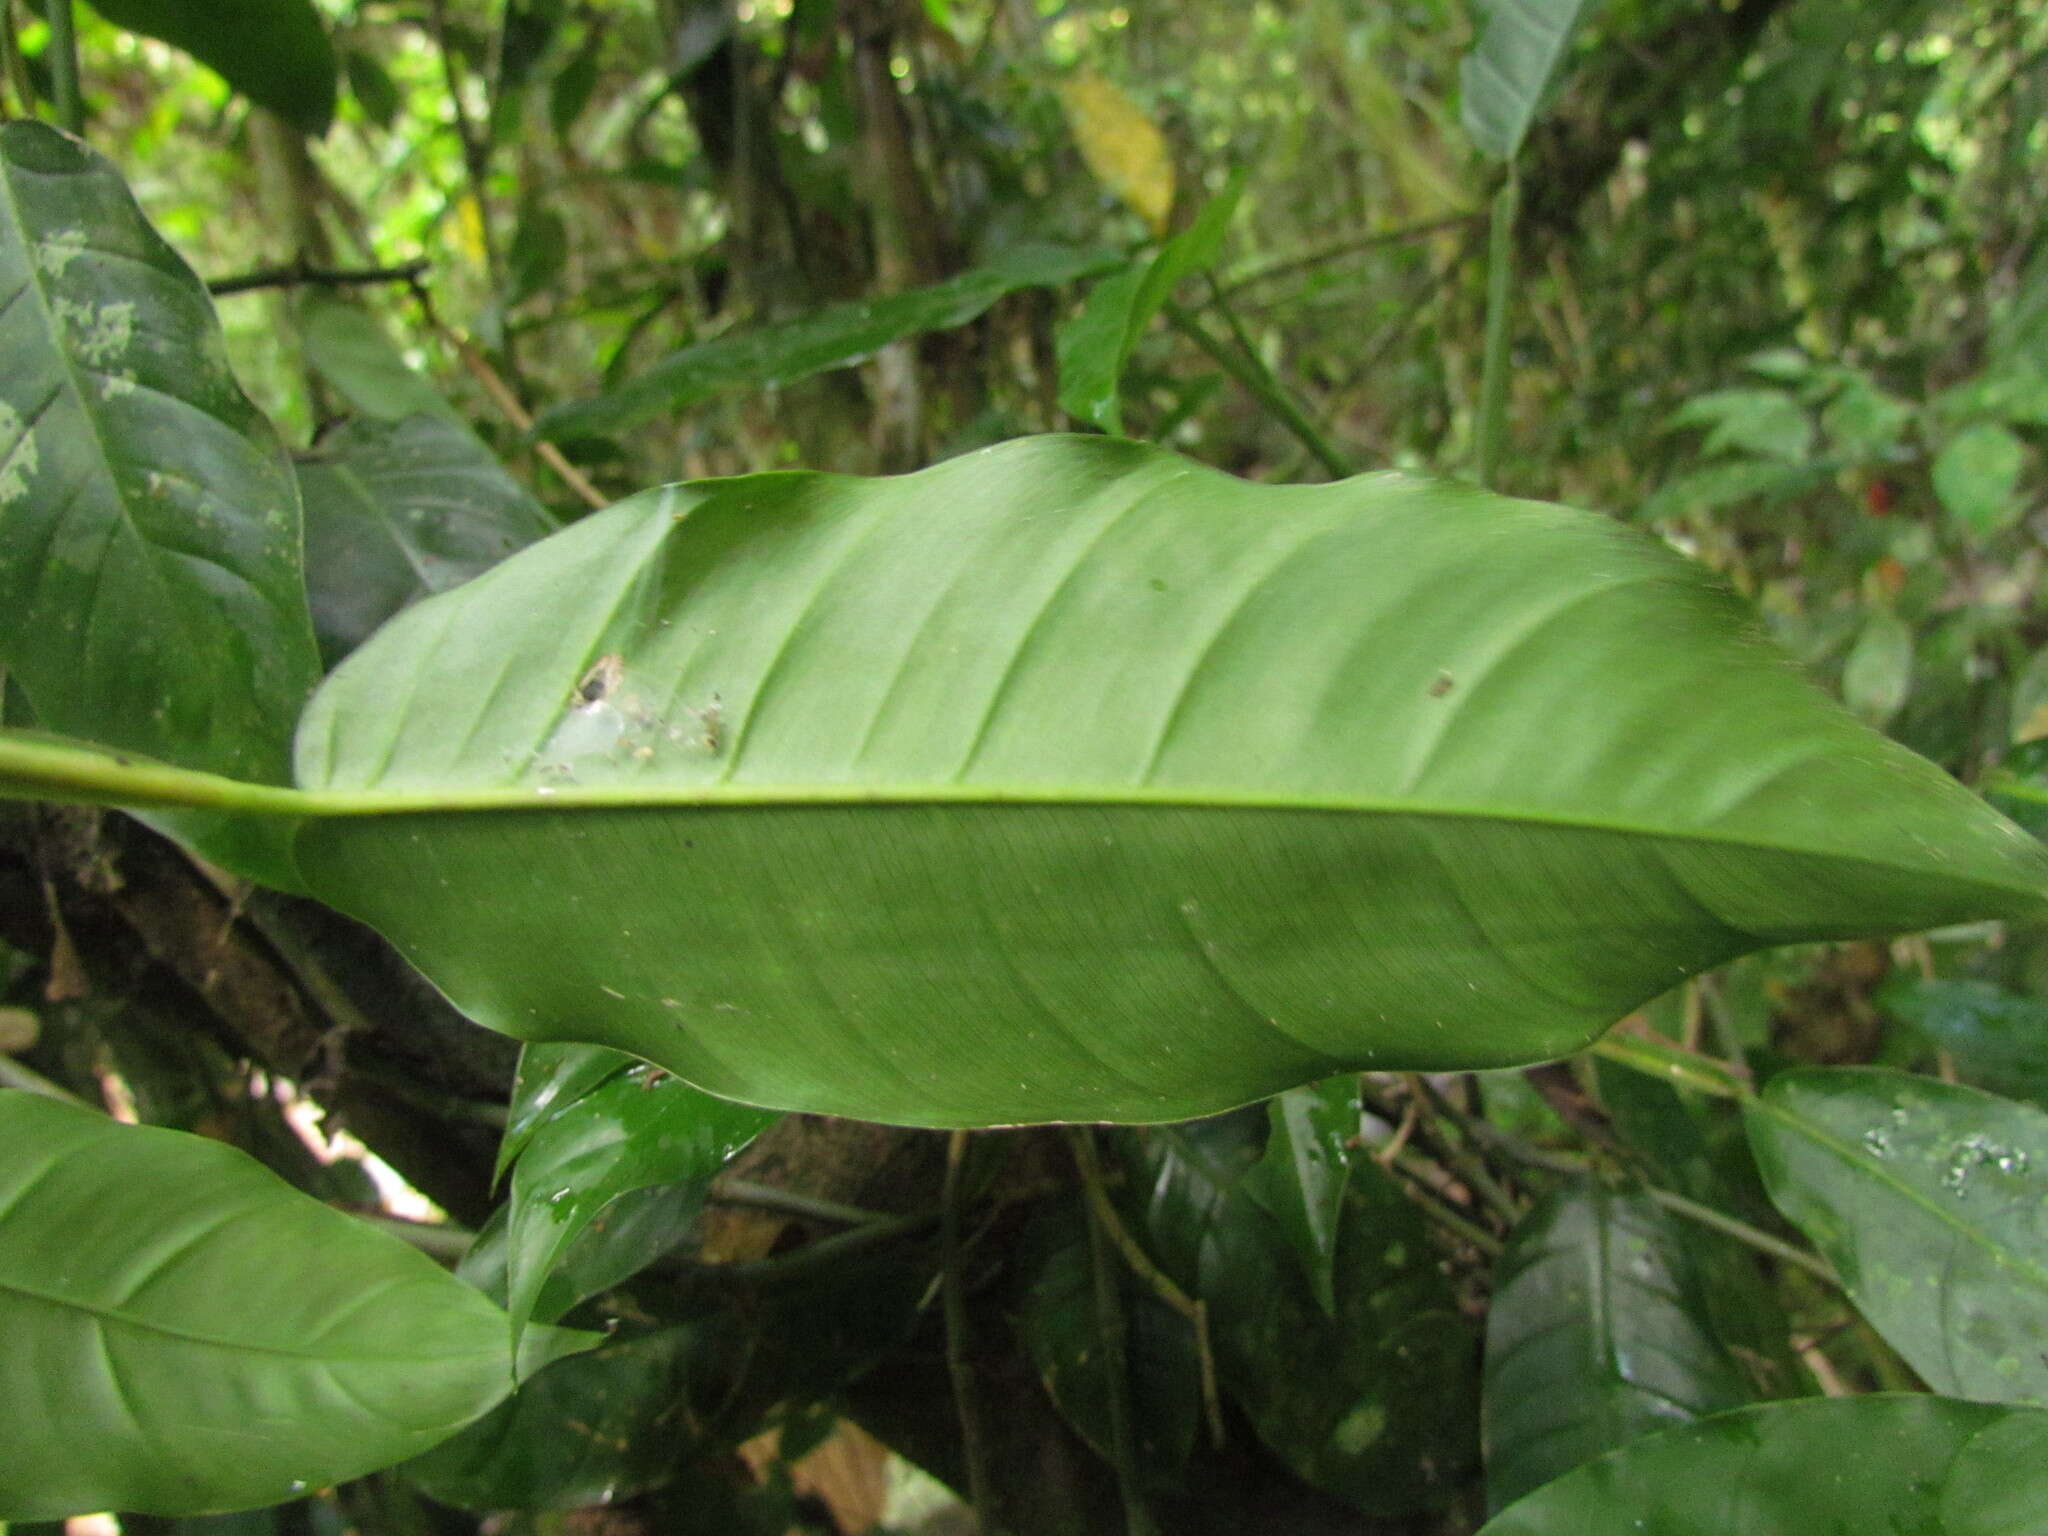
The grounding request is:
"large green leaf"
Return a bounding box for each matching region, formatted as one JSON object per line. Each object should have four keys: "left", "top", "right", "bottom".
{"left": 1482, "top": 1181, "right": 1754, "bottom": 1512}
{"left": 1128, "top": 1115, "right": 1479, "bottom": 1514}
{"left": 83, "top": 0, "right": 338, "bottom": 136}
{"left": 1877, "top": 976, "right": 2048, "bottom": 1108}
{"left": 1745, "top": 1068, "right": 2048, "bottom": 1406}
{"left": 0, "top": 1091, "right": 594, "bottom": 1520}
{"left": 297, "top": 410, "right": 558, "bottom": 666}
{"left": 1460, "top": 0, "right": 1601, "bottom": 163}
{"left": 1475, "top": 1396, "right": 2048, "bottom": 1535}
{"left": 495, "top": 1042, "right": 637, "bottom": 1184}
{"left": 537, "top": 244, "right": 1118, "bottom": 440}
{"left": 0, "top": 121, "right": 318, "bottom": 885}
{"left": 278, "top": 435, "right": 2047, "bottom": 1127}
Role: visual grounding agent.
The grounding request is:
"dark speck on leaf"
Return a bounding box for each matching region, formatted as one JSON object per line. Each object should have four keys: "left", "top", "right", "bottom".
{"left": 1429, "top": 672, "right": 1455, "bottom": 697}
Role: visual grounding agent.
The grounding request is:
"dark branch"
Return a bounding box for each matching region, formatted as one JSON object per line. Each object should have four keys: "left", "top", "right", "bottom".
{"left": 208, "top": 258, "right": 429, "bottom": 297}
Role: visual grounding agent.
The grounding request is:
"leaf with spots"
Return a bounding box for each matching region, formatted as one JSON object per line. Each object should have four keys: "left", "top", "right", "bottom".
{"left": 1745, "top": 1068, "right": 2048, "bottom": 1406}
{"left": 281, "top": 434, "right": 2048, "bottom": 1127}
{"left": 0, "top": 122, "right": 318, "bottom": 887}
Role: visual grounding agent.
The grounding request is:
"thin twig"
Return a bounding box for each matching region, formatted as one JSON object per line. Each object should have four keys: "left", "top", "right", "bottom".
{"left": 1068, "top": 1129, "right": 1227, "bottom": 1449}
{"left": 1375, "top": 1142, "right": 1507, "bottom": 1258}
{"left": 423, "top": 0, "right": 502, "bottom": 288}
{"left": 1643, "top": 1186, "right": 1840, "bottom": 1288}
{"left": 209, "top": 258, "right": 431, "bottom": 297}
{"left": 1218, "top": 212, "right": 1482, "bottom": 297}
{"left": 708, "top": 1177, "right": 896, "bottom": 1227}
{"left": 351, "top": 1211, "right": 474, "bottom": 1263}
{"left": 1403, "top": 1073, "right": 1525, "bottom": 1223}
{"left": 1164, "top": 300, "right": 1352, "bottom": 479}
{"left": 1072, "top": 1129, "right": 1158, "bottom": 1536}
{"left": 0, "top": 1053, "right": 90, "bottom": 1106}
{"left": 943, "top": 1130, "right": 995, "bottom": 1532}
{"left": 417, "top": 301, "right": 610, "bottom": 511}
{"left": 1475, "top": 170, "right": 1521, "bottom": 488}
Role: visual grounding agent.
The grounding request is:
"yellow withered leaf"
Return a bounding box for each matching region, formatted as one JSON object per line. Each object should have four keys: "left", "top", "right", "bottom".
{"left": 1057, "top": 71, "right": 1174, "bottom": 235}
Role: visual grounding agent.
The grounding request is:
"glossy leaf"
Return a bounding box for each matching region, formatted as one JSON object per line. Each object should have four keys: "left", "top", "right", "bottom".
{"left": 496, "top": 1042, "right": 637, "bottom": 1184}
{"left": 1057, "top": 186, "right": 1239, "bottom": 434}
{"left": 1461, "top": 0, "right": 1600, "bottom": 162}
{"left": 1878, "top": 976, "right": 2048, "bottom": 1108}
{"left": 1237, "top": 1077, "right": 1359, "bottom": 1315}
{"left": 297, "top": 410, "right": 557, "bottom": 666}
{"left": 403, "top": 1327, "right": 700, "bottom": 1510}
{"left": 1482, "top": 1181, "right": 1754, "bottom": 1512}
{"left": 83, "top": 0, "right": 338, "bottom": 136}
{"left": 1933, "top": 423, "right": 2025, "bottom": 537}
{"left": 0, "top": 121, "right": 318, "bottom": 885}
{"left": 284, "top": 435, "right": 2048, "bottom": 1127}
{"left": 539, "top": 245, "right": 1118, "bottom": 440}
{"left": 503, "top": 1065, "right": 775, "bottom": 1357}
{"left": 1475, "top": 1396, "right": 2048, "bottom": 1535}
{"left": 0, "top": 1091, "right": 593, "bottom": 1519}
{"left": 1130, "top": 1116, "right": 1478, "bottom": 1514}
{"left": 1746, "top": 1068, "right": 2048, "bottom": 1405}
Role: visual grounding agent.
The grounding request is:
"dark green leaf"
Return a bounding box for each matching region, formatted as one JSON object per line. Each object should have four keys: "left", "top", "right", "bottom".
{"left": 1130, "top": 1122, "right": 1478, "bottom": 1514}
{"left": 1482, "top": 1181, "right": 1754, "bottom": 1512}
{"left": 1475, "top": 1396, "right": 2048, "bottom": 1535}
{"left": 284, "top": 436, "right": 2048, "bottom": 1128}
{"left": 0, "top": 121, "right": 318, "bottom": 886}
{"left": 343, "top": 48, "right": 402, "bottom": 130}
{"left": 297, "top": 411, "right": 557, "bottom": 667}
{"left": 1746, "top": 1067, "right": 2048, "bottom": 1405}
{"left": 1841, "top": 606, "right": 1913, "bottom": 725}
{"left": 402, "top": 1327, "right": 700, "bottom": 1510}
{"left": 550, "top": 38, "right": 602, "bottom": 138}
{"left": 539, "top": 244, "right": 1119, "bottom": 439}
{"left": 1237, "top": 1077, "right": 1359, "bottom": 1315}
{"left": 496, "top": 1042, "right": 638, "bottom": 1185}
{"left": 0, "top": 1091, "right": 593, "bottom": 1519}
{"left": 1878, "top": 977, "right": 2048, "bottom": 1108}
{"left": 83, "top": 0, "right": 337, "bottom": 135}
{"left": 503, "top": 1065, "right": 775, "bottom": 1355}
{"left": 1460, "top": 0, "right": 1600, "bottom": 162}
{"left": 507, "top": 203, "right": 569, "bottom": 306}
{"left": 1933, "top": 423, "right": 2026, "bottom": 537}
{"left": 1056, "top": 186, "right": 1240, "bottom": 433}
{"left": 1015, "top": 1203, "right": 1201, "bottom": 1489}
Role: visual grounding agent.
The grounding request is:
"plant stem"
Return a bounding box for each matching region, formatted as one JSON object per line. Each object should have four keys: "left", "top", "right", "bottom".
{"left": 1164, "top": 300, "right": 1352, "bottom": 479}
{"left": 209, "top": 258, "right": 431, "bottom": 297}
{"left": 1475, "top": 169, "right": 1520, "bottom": 488}
{"left": 1071, "top": 1129, "right": 1158, "bottom": 1536}
{"left": 353, "top": 1211, "right": 474, "bottom": 1263}
{"left": 0, "top": 1053, "right": 90, "bottom": 1106}
{"left": 1219, "top": 212, "right": 1482, "bottom": 298}
{"left": 1589, "top": 1032, "right": 1752, "bottom": 1100}
{"left": 43, "top": 0, "right": 79, "bottom": 134}
{"left": 1376, "top": 1142, "right": 1506, "bottom": 1257}
{"left": 709, "top": 1177, "right": 895, "bottom": 1227}
{"left": 942, "top": 1130, "right": 995, "bottom": 1533}
{"left": 1644, "top": 1186, "right": 1840, "bottom": 1288}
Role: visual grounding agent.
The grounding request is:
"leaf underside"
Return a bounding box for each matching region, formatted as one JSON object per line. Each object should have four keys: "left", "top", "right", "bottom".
{"left": 287, "top": 435, "right": 2044, "bottom": 1127}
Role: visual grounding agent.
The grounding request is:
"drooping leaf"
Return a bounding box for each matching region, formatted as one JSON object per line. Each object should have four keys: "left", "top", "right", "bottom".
{"left": 1933, "top": 423, "right": 2026, "bottom": 537}
{"left": 506, "top": 202, "right": 570, "bottom": 306}
{"left": 1057, "top": 186, "right": 1240, "bottom": 434}
{"left": 1460, "top": 0, "right": 1601, "bottom": 163}
{"left": 1237, "top": 1077, "right": 1359, "bottom": 1316}
{"left": 1056, "top": 71, "right": 1176, "bottom": 235}
{"left": 1475, "top": 1396, "right": 2048, "bottom": 1535}
{"left": 537, "top": 244, "right": 1118, "bottom": 440}
{"left": 402, "top": 1327, "right": 701, "bottom": 1510}
{"left": 279, "top": 435, "right": 2048, "bottom": 1128}
{"left": 0, "top": 1091, "right": 594, "bottom": 1520}
{"left": 297, "top": 411, "right": 557, "bottom": 666}
{"left": 0, "top": 121, "right": 318, "bottom": 887}
{"left": 1129, "top": 1117, "right": 1479, "bottom": 1514}
{"left": 83, "top": 0, "right": 338, "bottom": 136}
{"left": 1482, "top": 1181, "right": 1755, "bottom": 1512}
{"left": 1746, "top": 1067, "right": 2048, "bottom": 1405}
{"left": 343, "top": 48, "right": 402, "bottom": 130}
{"left": 1877, "top": 977, "right": 2048, "bottom": 1109}
{"left": 502, "top": 1065, "right": 776, "bottom": 1357}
